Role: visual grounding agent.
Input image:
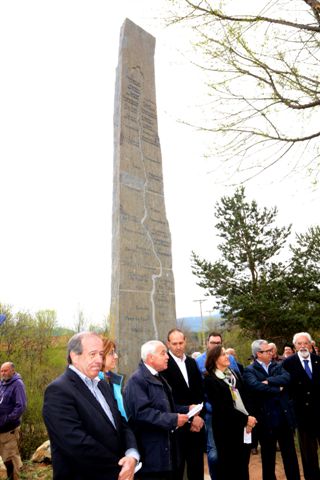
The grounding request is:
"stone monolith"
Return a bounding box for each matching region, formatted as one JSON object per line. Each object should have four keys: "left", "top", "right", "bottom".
{"left": 110, "top": 19, "right": 177, "bottom": 377}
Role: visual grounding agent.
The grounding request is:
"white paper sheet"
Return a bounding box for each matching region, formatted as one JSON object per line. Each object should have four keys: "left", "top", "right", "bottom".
{"left": 243, "top": 428, "right": 252, "bottom": 444}
{"left": 187, "top": 402, "right": 203, "bottom": 419}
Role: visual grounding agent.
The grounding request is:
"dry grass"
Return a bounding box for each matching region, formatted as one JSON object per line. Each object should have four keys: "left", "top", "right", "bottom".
{"left": 0, "top": 462, "right": 52, "bottom": 480}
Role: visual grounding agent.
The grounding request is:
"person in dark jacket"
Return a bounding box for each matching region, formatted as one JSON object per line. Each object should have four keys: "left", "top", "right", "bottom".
{"left": 43, "top": 332, "right": 139, "bottom": 480}
{"left": 0, "top": 362, "right": 27, "bottom": 480}
{"left": 204, "top": 345, "right": 257, "bottom": 480}
{"left": 124, "top": 340, "right": 190, "bottom": 480}
{"left": 283, "top": 332, "right": 320, "bottom": 480}
{"left": 243, "top": 339, "right": 300, "bottom": 480}
{"left": 162, "top": 329, "right": 205, "bottom": 480}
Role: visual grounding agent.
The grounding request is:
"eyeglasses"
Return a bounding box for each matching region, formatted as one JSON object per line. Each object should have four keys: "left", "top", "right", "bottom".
{"left": 107, "top": 349, "right": 117, "bottom": 357}
{"left": 209, "top": 341, "right": 222, "bottom": 345}
{"left": 258, "top": 348, "right": 273, "bottom": 354}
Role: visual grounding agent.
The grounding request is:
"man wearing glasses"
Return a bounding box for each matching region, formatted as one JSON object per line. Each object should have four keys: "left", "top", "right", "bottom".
{"left": 243, "top": 339, "right": 300, "bottom": 480}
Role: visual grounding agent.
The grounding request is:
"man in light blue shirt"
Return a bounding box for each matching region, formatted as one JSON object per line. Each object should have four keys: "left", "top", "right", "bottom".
{"left": 43, "top": 332, "right": 139, "bottom": 480}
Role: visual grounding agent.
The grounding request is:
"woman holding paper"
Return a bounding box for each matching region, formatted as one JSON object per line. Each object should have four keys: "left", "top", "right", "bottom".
{"left": 204, "top": 345, "right": 256, "bottom": 480}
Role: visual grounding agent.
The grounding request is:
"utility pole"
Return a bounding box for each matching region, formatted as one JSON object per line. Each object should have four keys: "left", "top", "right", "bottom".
{"left": 193, "top": 299, "right": 207, "bottom": 349}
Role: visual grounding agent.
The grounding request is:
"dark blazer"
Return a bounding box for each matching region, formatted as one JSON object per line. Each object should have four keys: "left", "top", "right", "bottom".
{"left": 204, "top": 372, "right": 250, "bottom": 479}
{"left": 243, "top": 360, "right": 296, "bottom": 429}
{"left": 161, "top": 354, "right": 204, "bottom": 407}
{"left": 283, "top": 353, "right": 320, "bottom": 432}
{"left": 42, "top": 367, "right": 137, "bottom": 480}
{"left": 124, "top": 361, "right": 188, "bottom": 474}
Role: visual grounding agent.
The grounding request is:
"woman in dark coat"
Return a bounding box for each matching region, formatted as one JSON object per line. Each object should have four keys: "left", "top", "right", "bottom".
{"left": 204, "top": 345, "right": 257, "bottom": 480}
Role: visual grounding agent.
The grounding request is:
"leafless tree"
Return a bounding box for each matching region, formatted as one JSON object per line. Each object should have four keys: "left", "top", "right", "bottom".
{"left": 167, "top": 0, "right": 320, "bottom": 182}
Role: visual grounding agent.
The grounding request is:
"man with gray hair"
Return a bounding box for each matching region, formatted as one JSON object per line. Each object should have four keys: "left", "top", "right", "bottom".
{"left": 283, "top": 332, "right": 320, "bottom": 480}
{"left": 124, "top": 340, "right": 190, "bottom": 480}
{"left": 243, "top": 339, "right": 300, "bottom": 480}
{"left": 43, "top": 332, "right": 139, "bottom": 480}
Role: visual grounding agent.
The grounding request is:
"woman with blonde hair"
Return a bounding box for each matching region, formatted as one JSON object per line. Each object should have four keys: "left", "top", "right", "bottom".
{"left": 98, "top": 337, "right": 128, "bottom": 420}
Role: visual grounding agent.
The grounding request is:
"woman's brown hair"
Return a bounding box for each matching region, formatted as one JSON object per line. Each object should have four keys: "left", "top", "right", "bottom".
{"left": 205, "top": 344, "right": 223, "bottom": 376}
{"left": 101, "top": 337, "right": 116, "bottom": 372}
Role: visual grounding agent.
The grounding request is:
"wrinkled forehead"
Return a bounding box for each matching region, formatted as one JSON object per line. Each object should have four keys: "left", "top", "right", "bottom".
{"left": 295, "top": 335, "right": 310, "bottom": 345}
{"left": 81, "top": 335, "right": 103, "bottom": 353}
{"left": 1, "top": 362, "right": 12, "bottom": 370}
{"left": 154, "top": 342, "right": 167, "bottom": 354}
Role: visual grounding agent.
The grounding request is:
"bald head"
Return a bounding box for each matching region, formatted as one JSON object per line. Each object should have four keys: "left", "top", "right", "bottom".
{"left": 1, "top": 362, "right": 15, "bottom": 381}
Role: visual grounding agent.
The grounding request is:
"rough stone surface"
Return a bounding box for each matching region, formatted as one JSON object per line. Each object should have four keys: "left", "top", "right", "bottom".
{"left": 31, "top": 440, "right": 51, "bottom": 463}
{"left": 110, "top": 19, "right": 177, "bottom": 377}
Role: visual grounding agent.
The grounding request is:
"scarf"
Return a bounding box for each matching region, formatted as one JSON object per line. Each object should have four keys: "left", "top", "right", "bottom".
{"left": 215, "top": 368, "right": 248, "bottom": 416}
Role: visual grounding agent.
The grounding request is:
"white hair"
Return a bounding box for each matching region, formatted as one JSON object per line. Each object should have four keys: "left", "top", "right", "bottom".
{"left": 292, "top": 332, "right": 312, "bottom": 345}
{"left": 141, "top": 340, "right": 164, "bottom": 361}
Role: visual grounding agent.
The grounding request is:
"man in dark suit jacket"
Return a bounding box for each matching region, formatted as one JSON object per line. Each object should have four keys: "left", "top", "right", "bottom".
{"left": 283, "top": 332, "right": 320, "bottom": 480}
{"left": 161, "top": 329, "right": 205, "bottom": 480}
{"left": 42, "top": 332, "right": 139, "bottom": 480}
{"left": 124, "top": 340, "right": 190, "bottom": 480}
{"left": 243, "top": 339, "right": 300, "bottom": 480}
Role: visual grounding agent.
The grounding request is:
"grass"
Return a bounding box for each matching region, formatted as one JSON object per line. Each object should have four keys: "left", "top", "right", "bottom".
{"left": 0, "top": 462, "right": 52, "bottom": 480}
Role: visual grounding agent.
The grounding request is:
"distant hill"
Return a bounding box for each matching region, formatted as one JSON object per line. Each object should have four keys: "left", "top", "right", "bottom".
{"left": 177, "top": 314, "right": 222, "bottom": 332}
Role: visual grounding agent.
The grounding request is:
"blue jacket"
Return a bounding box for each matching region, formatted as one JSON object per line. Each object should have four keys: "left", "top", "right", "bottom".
{"left": 124, "top": 361, "right": 188, "bottom": 473}
{"left": 243, "top": 360, "right": 296, "bottom": 430}
{"left": 98, "top": 371, "right": 128, "bottom": 420}
{"left": 0, "top": 373, "right": 27, "bottom": 433}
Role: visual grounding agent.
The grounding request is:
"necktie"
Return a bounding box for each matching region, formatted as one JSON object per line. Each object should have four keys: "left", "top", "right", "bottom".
{"left": 303, "top": 359, "right": 312, "bottom": 380}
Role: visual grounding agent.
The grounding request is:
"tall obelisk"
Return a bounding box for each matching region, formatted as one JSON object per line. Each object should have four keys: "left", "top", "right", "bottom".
{"left": 110, "top": 19, "right": 176, "bottom": 377}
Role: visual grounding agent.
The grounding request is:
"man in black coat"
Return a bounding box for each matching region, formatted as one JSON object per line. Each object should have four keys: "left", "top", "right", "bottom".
{"left": 243, "top": 339, "right": 300, "bottom": 480}
{"left": 161, "top": 329, "right": 205, "bottom": 480}
{"left": 43, "top": 332, "right": 139, "bottom": 480}
{"left": 283, "top": 332, "right": 320, "bottom": 480}
{"left": 124, "top": 340, "right": 190, "bottom": 480}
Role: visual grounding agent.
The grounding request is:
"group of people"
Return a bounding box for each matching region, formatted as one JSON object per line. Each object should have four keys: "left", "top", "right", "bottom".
{"left": 197, "top": 330, "right": 320, "bottom": 480}
{"left": 43, "top": 330, "right": 205, "bottom": 480}
{"left": 1, "top": 328, "right": 320, "bottom": 480}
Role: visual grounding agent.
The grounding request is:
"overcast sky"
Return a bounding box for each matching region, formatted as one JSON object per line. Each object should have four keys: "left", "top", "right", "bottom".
{"left": 1, "top": 1, "right": 319, "bottom": 329}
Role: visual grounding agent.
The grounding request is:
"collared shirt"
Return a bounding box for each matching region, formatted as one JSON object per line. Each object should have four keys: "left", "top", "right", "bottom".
{"left": 143, "top": 362, "right": 159, "bottom": 376}
{"left": 169, "top": 351, "right": 189, "bottom": 386}
{"left": 69, "top": 365, "right": 140, "bottom": 463}
{"left": 297, "top": 352, "right": 313, "bottom": 373}
{"left": 257, "top": 360, "right": 271, "bottom": 374}
{"left": 69, "top": 365, "right": 116, "bottom": 427}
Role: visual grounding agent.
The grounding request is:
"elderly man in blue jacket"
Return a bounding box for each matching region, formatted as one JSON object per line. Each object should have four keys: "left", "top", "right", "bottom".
{"left": 243, "top": 339, "right": 300, "bottom": 480}
{"left": 124, "top": 340, "right": 191, "bottom": 480}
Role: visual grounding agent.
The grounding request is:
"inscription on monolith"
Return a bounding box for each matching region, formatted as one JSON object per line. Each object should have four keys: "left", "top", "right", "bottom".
{"left": 110, "top": 19, "right": 177, "bottom": 376}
